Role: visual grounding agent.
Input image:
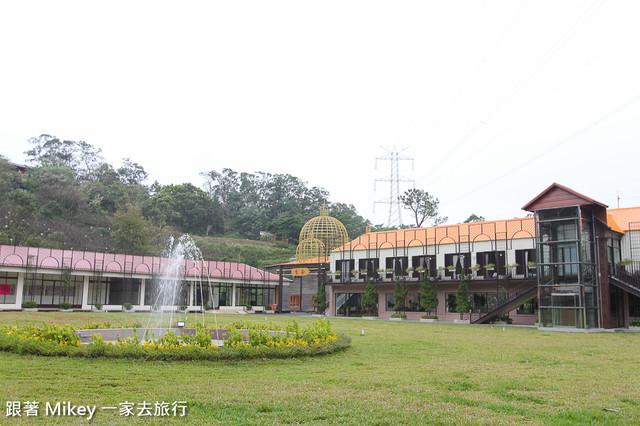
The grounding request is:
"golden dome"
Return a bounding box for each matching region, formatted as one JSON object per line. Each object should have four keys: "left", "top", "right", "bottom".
{"left": 296, "top": 205, "right": 349, "bottom": 262}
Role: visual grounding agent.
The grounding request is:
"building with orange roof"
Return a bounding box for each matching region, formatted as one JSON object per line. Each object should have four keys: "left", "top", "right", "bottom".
{"left": 327, "top": 183, "right": 640, "bottom": 330}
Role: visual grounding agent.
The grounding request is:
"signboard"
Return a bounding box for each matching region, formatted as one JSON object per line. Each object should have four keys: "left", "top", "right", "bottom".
{"left": 291, "top": 267, "right": 310, "bottom": 277}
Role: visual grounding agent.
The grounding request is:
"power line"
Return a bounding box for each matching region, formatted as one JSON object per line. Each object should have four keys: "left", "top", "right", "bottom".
{"left": 421, "top": 0, "right": 608, "bottom": 183}
{"left": 442, "top": 91, "right": 640, "bottom": 207}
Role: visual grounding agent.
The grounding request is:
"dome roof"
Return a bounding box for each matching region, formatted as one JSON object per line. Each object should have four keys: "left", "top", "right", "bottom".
{"left": 296, "top": 205, "right": 349, "bottom": 262}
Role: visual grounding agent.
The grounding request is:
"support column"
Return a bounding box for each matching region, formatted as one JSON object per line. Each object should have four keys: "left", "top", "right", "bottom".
{"left": 139, "top": 278, "right": 146, "bottom": 307}
{"left": 15, "top": 272, "right": 25, "bottom": 309}
{"left": 189, "top": 282, "right": 195, "bottom": 309}
{"left": 231, "top": 283, "right": 236, "bottom": 307}
{"left": 81, "top": 275, "right": 90, "bottom": 311}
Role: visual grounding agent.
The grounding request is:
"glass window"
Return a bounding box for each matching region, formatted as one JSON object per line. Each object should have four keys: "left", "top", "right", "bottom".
{"left": 0, "top": 272, "right": 18, "bottom": 304}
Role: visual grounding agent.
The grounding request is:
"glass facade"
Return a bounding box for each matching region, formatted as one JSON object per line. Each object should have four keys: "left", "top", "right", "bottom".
{"left": 386, "top": 292, "right": 422, "bottom": 312}
{"left": 335, "top": 293, "right": 363, "bottom": 316}
{"left": 0, "top": 272, "right": 18, "bottom": 304}
{"left": 23, "top": 273, "right": 84, "bottom": 307}
{"left": 536, "top": 206, "right": 600, "bottom": 328}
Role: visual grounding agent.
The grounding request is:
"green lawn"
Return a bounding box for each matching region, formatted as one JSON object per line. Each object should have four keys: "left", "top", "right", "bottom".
{"left": 1, "top": 312, "right": 639, "bottom": 424}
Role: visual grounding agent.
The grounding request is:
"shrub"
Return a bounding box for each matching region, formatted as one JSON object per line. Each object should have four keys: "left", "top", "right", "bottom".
{"left": 22, "top": 301, "right": 37, "bottom": 309}
{"left": 94, "top": 303, "right": 103, "bottom": 310}
{"left": 123, "top": 303, "right": 133, "bottom": 311}
{"left": 630, "top": 320, "right": 640, "bottom": 327}
{"left": 390, "top": 313, "right": 407, "bottom": 319}
{"left": 59, "top": 302, "right": 72, "bottom": 310}
{"left": 421, "top": 315, "right": 438, "bottom": 319}
{"left": 0, "top": 320, "right": 350, "bottom": 362}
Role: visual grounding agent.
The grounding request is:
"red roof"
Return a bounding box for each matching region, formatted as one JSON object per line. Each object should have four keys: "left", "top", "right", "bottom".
{"left": 0, "top": 245, "right": 281, "bottom": 283}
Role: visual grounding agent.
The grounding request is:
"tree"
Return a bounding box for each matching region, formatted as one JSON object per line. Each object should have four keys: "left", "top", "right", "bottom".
{"left": 25, "top": 135, "right": 104, "bottom": 180}
{"left": 400, "top": 188, "right": 447, "bottom": 228}
{"left": 455, "top": 275, "right": 471, "bottom": 320}
{"left": 463, "top": 214, "right": 485, "bottom": 223}
{"left": 111, "top": 205, "right": 152, "bottom": 254}
{"left": 392, "top": 279, "right": 408, "bottom": 313}
{"left": 117, "top": 158, "right": 148, "bottom": 185}
{"left": 312, "top": 282, "right": 327, "bottom": 313}
{"left": 419, "top": 275, "right": 438, "bottom": 317}
{"left": 147, "top": 183, "right": 223, "bottom": 235}
{"left": 329, "top": 202, "right": 368, "bottom": 239}
{"left": 360, "top": 279, "right": 378, "bottom": 315}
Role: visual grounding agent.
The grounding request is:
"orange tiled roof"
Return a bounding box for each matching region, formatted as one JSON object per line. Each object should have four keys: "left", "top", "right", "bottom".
{"left": 334, "top": 217, "right": 536, "bottom": 252}
{"left": 608, "top": 207, "right": 640, "bottom": 233}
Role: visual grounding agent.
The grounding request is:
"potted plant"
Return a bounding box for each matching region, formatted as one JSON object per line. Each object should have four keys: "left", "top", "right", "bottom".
{"left": 123, "top": 302, "right": 134, "bottom": 311}
{"left": 22, "top": 301, "right": 38, "bottom": 312}
{"left": 629, "top": 320, "right": 640, "bottom": 332}
{"left": 93, "top": 302, "right": 104, "bottom": 312}
{"left": 484, "top": 263, "right": 495, "bottom": 271}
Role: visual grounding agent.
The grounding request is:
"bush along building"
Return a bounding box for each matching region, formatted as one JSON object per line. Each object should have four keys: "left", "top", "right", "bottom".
{"left": 327, "top": 183, "right": 640, "bottom": 330}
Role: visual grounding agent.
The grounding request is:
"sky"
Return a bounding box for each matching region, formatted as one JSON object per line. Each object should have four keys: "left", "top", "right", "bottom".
{"left": 1, "top": 1, "right": 639, "bottom": 228}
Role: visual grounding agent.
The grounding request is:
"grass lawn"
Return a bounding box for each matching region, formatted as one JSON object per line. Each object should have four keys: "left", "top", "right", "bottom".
{"left": 1, "top": 311, "right": 639, "bottom": 424}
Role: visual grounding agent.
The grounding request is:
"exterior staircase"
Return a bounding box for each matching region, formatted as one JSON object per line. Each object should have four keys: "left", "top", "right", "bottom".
{"left": 610, "top": 264, "right": 640, "bottom": 299}
{"left": 471, "top": 285, "right": 537, "bottom": 324}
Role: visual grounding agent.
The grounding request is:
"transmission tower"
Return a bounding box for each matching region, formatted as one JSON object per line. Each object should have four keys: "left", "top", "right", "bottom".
{"left": 374, "top": 146, "right": 414, "bottom": 228}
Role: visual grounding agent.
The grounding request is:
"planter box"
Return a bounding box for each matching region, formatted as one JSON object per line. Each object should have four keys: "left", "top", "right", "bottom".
{"left": 58, "top": 309, "right": 74, "bottom": 313}
{"left": 389, "top": 317, "right": 406, "bottom": 321}
{"left": 629, "top": 326, "right": 640, "bottom": 332}
{"left": 22, "top": 308, "right": 38, "bottom": 312}
{"left": 420, "top": 318, "right": 438, "bottom": 323}
{"left": 361, "top": 316, "right": 376, "bottom": 320}
{"left": 454, "top": 319, "right": 470, "bottom": 324}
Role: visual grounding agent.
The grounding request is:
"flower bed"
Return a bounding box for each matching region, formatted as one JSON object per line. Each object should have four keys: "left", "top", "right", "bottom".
{"left": 0, "top": 319, "right": 350, "bottom": 361}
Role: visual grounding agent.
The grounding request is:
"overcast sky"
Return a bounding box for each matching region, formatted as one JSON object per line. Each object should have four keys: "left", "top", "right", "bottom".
{"left": 1, "top": 1, "right": 639, "bottom": 228}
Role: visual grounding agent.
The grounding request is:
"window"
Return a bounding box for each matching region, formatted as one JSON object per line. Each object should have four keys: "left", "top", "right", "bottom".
{"left": 629, "top": 294, "right": 640, "bottom": 318}
{"left": 335, "top": 293, "right": 363, "bottom": 316}
{"left": 289, "top": 295, "right": 302, "bottom": 309}
{"left": 412, "top": 255, "right": 436, "bottom": 278}
{"left": 358, "top": 258, "right": 379, "bottom": 279}
{"left": 476, "top": 251, "right": 506, "bottom": 277}
{"left": 517, "top": 297, "right": 538, "bottom": 315}
{"left": 0, "top": 272, "right": 17, "bottom": 304}
{"left": 386, "top": 257, "right": 409, "bottom": 276}
{"left": 515, "top": 249, "right": 536, "bottom": 276}
{"left": 336, "top": 259, "right": 354, "bottom": 281}
{"left": 445, "top": 293, "right": 457, "bottom": 313}
{"left": 444, "top": 253, "right": 470, "bottom": 277}
{"left": 385, "top": 292, "right": 423, "bottom": 312}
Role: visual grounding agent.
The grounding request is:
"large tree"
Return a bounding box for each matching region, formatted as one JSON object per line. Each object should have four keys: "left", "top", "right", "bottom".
{"left": 25, "top": 134, "right": 104, "bottom": 181}
{"left": 463, "top": 213, "right": 485, "bottom": 223}
{"left": 360, "top": 279, "right": 378, "bottom": 315}
{"left": 455, "top": 275, "right": 471, "bottom": 320}
{"left": 400, "top": 188, "right": 447, "bottom": 228}
{"left": 147, "top": 183, "right": 223, "bottom": 236}
{"left": 419, "top": 275, "right": 438, "bottom": 317}
{"left": 392, "top": 279, "right": 409, "bottom": 314}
